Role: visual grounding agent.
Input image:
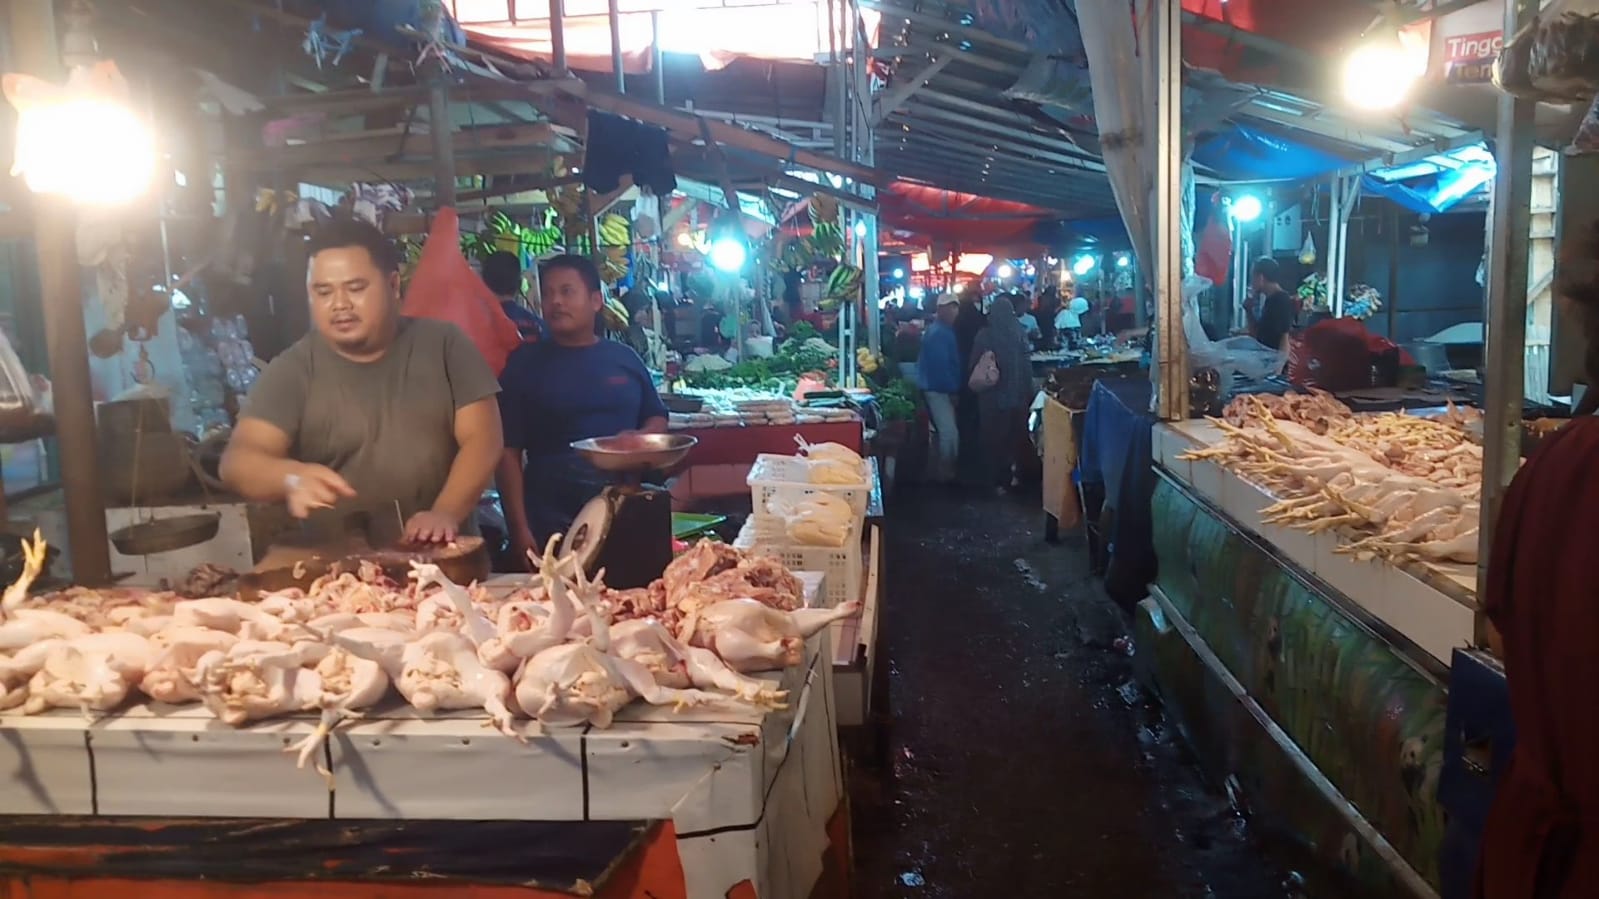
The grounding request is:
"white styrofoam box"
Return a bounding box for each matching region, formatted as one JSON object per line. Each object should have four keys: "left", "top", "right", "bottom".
{"left": 0, "top": 713, "right": 94, "bottom": 814}
{"left": 90, "top": 714, "right": 333, "bottom": 818}
{"left": 329, "top": 714, "right": 586, "bottom": 820}
{"left": 584, "top": 720, "right": 759, "bottom": 820}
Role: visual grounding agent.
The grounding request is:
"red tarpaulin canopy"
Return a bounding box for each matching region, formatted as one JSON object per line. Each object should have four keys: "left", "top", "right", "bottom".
{"left": 877, "top": 182, "right": 1052, "bottom": 254}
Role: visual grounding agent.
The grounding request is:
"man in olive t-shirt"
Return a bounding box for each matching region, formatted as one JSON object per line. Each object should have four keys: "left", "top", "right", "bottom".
{"left": 220, "top": 219, "right": 504, "bottom": 544}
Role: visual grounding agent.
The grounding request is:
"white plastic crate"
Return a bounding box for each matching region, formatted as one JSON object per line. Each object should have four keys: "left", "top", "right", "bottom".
{"left": 747, "top": 454, "right": 871, "bottom": 532}
{"left": 734, "top": 518, "right": 861, "bottom": 608}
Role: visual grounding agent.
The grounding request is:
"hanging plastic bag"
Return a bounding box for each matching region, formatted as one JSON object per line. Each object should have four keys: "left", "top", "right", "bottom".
{"left": 1495, "top": 18, "right": 1548, "bottom": 99}
{"left": 1299, "top": 233, "right": 1318, "bottom": 266}
{"left": 401, "top": 208, "right": 522, "bottom": 376}
{"left": 1529, "top": 0, "right": 1599, "bottom": 99}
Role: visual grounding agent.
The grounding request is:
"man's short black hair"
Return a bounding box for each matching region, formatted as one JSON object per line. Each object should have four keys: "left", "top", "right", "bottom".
{"left": 306, "top": 217, "right": 401, "bottom": 274}
{"left": 1251, "top": 256, "right": 1281, "bottom": 284}
{"left": 540, "top": 254, "right": 603, "bottom": 294}
{"left": 481, "top": 251, "right": 522, "bottom": 296}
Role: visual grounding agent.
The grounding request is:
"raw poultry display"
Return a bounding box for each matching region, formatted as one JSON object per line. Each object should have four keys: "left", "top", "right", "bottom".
{"left": 0, "top": 533, "right": 858, "bottom": 776}
{"left": 1184, "top": 396, "right": 1483, "bottom": 564}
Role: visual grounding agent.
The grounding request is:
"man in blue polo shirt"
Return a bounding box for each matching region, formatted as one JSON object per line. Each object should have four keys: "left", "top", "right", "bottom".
{"left": 495, "top": 255, "right": 668, "bottom": 564}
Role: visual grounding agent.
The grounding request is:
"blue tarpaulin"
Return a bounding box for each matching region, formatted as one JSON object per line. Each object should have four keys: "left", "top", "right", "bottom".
{"left": 1193, "top": 124, "right": 1350, "bottom": 182}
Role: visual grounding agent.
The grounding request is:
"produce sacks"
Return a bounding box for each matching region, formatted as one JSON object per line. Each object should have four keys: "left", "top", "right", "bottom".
{"left": 1529, "top": 0, "right": 1599, "bottom": 99}
{"left": 401, "top": 208, "right": 522, "bottom": 376}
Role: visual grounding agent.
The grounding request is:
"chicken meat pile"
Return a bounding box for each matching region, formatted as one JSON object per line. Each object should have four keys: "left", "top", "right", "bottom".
{"left": 0, "top": 534, "right": 859, "bottom": 778}
{"left": 1221, "top": 390, "right": 1354, "bottom": 435}
{"left": 1182, "top": 397, "right": 1483, "bottom": 564}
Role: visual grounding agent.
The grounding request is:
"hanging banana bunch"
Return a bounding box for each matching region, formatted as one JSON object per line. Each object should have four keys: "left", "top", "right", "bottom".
{"left": 597, "top": 212, "right": 631, "bottom": 284}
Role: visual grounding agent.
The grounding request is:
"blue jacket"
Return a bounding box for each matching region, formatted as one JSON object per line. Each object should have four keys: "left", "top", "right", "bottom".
{"left": 917, "top": 322, "right": 963, "bottom": 394}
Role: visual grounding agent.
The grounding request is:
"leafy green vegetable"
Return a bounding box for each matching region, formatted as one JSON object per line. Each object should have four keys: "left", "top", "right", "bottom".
{"left": 876, "top": 378, "right": 919, "bottom": 423}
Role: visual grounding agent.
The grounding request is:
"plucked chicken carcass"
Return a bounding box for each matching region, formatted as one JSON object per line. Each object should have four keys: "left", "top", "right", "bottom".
{"left": 140, "top": 626, "right": 238, "bottom": 704}
{"left": 679, "top": 598, "right": 862, "bottom": 673}
{"left": 337, "top": 627, "right": 520, "bottom": 739}
{"left": 0, "top": 638, "right": 62, "bottom": 711}
{"left": 513, "top": 565, "right": 732, "bottom": 728}
{"left": 286, "top": 646, "right": 391, "bottom": 777}
{"left": 609, "top": 618, "right": 786, "bottom": 708}
{"left": 25, "top": 632, "right": 157, "bottom": 715}
{"left": 194, "top": 640, "right": 325, "bottom": 726}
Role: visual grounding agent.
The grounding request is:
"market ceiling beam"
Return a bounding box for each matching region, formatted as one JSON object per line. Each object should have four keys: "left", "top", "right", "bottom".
{"left": 670, "top": 146, "right": 879, "bottom": 214}
{"left": 890, "top": 102, "right": 1096, "bottom": 165}
{"left": 882, "top": 151, "right": 1111, "bottom": 198}
{"left": 883, "top": 118, "right": 1107, "bottom": 174}
{"left": 871, "top": 51, "right": 953, "bottom": 126}
{"left": 231, "top": 122, "right": 563, "bottom": 172}
{"left": 546, "top": 77, "right": 884, "bottom": 186}
{"left": 860, "top": 0, "right": 1031, "bottom": 55}
{"left": 883, "top": 159, "right": 1091, "bottom": 207}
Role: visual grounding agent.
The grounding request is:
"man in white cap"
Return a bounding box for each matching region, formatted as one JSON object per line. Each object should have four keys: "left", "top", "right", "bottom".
{"left": 917, "top": 293, "right": 964, "bottom": 483}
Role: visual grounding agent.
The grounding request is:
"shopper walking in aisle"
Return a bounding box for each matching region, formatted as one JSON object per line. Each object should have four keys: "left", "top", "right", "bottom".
{"left": 916, "top": 293, "right": 964, "bottom": 483}
{"left": 1055, "top": 288, "right": 1091, "bottom": 348}
{"left": 1474, "top": 223, "right": 1599, "bottom": 899}
{"left": 952, "top": 289, "right": 988, "bottom": 479}
{"left": 968, "top": 295, "right": 1035, "bottom": 492}
{"left": 1012, "top": 291, "right": 1042, "bottom": 345}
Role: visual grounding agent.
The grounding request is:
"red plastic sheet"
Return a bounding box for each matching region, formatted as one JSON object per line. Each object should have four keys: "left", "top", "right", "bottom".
{"left": 400, "top": 208, "right": 522, "bottom": 376}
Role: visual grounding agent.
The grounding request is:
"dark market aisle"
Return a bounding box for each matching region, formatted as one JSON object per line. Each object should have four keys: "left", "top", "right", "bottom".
{"left": 849, "top": 486, "right": 1308, "bottom": 899}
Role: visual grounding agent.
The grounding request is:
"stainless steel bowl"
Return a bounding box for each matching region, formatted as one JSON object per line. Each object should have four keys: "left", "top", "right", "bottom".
{"left": 570, "top": 433, "right": 699, "bottom": 473}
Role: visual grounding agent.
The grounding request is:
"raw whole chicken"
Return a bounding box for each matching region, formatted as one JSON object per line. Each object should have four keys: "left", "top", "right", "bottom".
{"left": 339, "top": 628, "right": 519, "bottom": 739}
{"left": 140, "top": 626, "right": 238, "bottom": 704}
{"left": 25, "top": 632, "right": 156, "bottom": 715}
{"left": 286, "top": 646, "right": 390, "bottom": 779}
{"left": 0, "top": 607, "right": 92, "bottom": 652}
{"left": 609, "top": 618, "right": 786, "bottom": 708}
{"left": 173, "top": 598, "right": 315, "bottom": 643}
{"left": 0, "top": 638, "right": 63, "bottom": 711}
{"left": 513, "top": 568, "right": 731, "bottom": 728}
{"left": 680, "top": 599, "right": 862, "bottom": 673}
{"left": 193, "top": 640, "right": 331, "bottom": 725}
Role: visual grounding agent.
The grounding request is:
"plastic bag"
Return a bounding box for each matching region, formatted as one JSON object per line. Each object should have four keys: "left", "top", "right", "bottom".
{"left": 1529, "top": 0, "right": 1599, "bottom": 99}
{"left": 1571, "top": 92, "right": 1599, "bottom": 153}
{"left": 1299, "top": 233, "right": 1318, "bottom": 266}
{"left": 1181, "top": 274, "right": 1286, "bottom": 385}
{"left": 0, "top": 326, "right": 43, "bottom": 429}
{"left": 1494, "top": 18, "right": 1548, "bottom": 99}
{"left": 401, "top": 208, "right": 522, "bottom": 376}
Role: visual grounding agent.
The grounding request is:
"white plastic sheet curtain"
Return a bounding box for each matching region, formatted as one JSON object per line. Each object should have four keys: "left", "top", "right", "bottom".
{"left": 1076, "top": 0, "right": 1195, "bottom": 299}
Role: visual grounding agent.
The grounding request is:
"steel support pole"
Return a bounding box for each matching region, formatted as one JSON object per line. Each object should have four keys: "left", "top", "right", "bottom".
{"left": 1154, "top": 0, "right": 1187, "bottom": 420}
{"left": 851, "top": 2, "right": 881, "bottom": 356}
{"left": 548, "top": 0, "right": 567, "bottom": 74}
{"left": 8, "top": 0, "right": 111, "bottom": 584}
{"left": 651, "top": 10, "right": 665, "bottom": 104}
{"left": 1477, "top": 0, "right": 1537, "bottom": 643}
{"left": 607, "top": 0, "right": 625, "bottom": 93}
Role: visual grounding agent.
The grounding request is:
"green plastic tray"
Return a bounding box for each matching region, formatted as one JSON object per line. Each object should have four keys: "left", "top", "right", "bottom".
{"left": 672, "top": 512, "right": 727, "bottom": 539}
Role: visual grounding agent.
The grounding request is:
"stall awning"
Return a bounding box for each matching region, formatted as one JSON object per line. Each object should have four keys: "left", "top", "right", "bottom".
{"left": 878, "top": 183, "right": 1056, "bottom": 252}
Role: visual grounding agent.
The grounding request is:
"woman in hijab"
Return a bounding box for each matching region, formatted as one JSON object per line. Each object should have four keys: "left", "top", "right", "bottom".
{"left": 968, "top": 295, "right": 1036, "bottom": 491}
{"left": 1474, "top": 222, "right": 1599, "bottom": 899}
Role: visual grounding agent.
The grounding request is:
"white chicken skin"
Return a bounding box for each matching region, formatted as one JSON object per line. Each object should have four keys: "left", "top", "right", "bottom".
{"left": 609, "top": 619, "right": 787, "bottom": 709}
{"left": 25, "top": 632, "right": 157, "bottom": 715}
{"left": 337, "top": 627, "right": 519, "bottom": 739}
{"left": 140, "top": 627, "right": 238, "bottom": 704}
{"left": 513, "top": 565, "right": 730, "bottom": 728}
{"left": 680, "top": 599, "right": 862, "bottom": 673}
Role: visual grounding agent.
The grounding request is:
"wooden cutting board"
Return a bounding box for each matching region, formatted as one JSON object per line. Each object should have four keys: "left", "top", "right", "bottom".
{"left": 238, "top": 536, "right": 489, "bottom": 600}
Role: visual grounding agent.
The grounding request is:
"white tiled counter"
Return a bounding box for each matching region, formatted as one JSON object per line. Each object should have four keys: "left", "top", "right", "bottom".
{"left": 0, "top": 577, "right": 844, "bottom": 899}
{"left": 1152, "top": 420, "right": 1476, "bottom": 667}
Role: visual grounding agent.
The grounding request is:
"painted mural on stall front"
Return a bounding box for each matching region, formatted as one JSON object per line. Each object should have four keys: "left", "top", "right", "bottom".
{"left": 1140, "top": 479, "right": 1447, "bottom": 894}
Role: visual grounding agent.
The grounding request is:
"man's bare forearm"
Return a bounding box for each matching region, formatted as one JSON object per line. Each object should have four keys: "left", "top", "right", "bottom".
{"left": 431, "top": 433, "right": 502, "bottom": 523}
{"left": 495, "top": 449, "right": 530, "bottom": 534}
{"left": 641, "top": 416, "right": 668, "bottom": 434}
{"left": 219, "top": 447, "right": 301, "bottom": 502}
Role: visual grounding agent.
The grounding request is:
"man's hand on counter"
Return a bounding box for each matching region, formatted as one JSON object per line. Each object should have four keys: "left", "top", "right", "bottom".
{"left": 509, "top": 527, "right": 539, "bottom": 571}
{"left": 285, "top": 464, "right": 356, "bottom": 518}
{"left": 404, "top": 509, "right": 460, "bottom": 545}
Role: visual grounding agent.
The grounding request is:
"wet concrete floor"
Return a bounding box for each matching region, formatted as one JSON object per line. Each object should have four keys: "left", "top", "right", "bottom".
{"left": 849, "top": 485, "right": 1312, "bottom": 899}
